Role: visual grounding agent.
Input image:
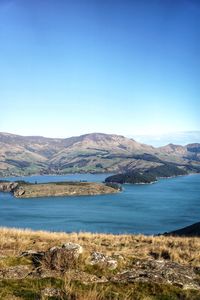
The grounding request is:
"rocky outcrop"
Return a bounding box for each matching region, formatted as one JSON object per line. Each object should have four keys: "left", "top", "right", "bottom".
{"left": 18, "top": 243, "right": 200, "bottom": 291}
{"left": 111, "top": 259, "right": 200, "bottom": 290}
{"left": 14, "top": 187, "right": 25, "bottom": 197}
{"left": 0, "top": 181, "right": 18, "bottom": 192}
{"left": 88, "top": 252, "right": 118, "bottom": 270}
{"left": 61, "top": 242, "right": 83, "bottom": 257}
{"left": 21, "top": 242, "right": 83, "bottom": 271}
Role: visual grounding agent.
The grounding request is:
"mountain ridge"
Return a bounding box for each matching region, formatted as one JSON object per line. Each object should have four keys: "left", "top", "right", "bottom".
{"left": 0, "top": 132, "right": 199, "bottom": 177}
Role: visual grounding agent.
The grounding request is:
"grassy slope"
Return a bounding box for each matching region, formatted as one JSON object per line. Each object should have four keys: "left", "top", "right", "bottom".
{"left": 1, "top": 132, "right": 199, "bottom": 177}
{"left": 1, "top": 228, "right": 200, "bottom": 299}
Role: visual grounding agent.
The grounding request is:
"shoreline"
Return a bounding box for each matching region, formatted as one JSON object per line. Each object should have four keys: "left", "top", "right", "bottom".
{"left": 0, "top": 171, "right": 114, "bottom": 180}
{"left": 1, "top": 171, "right": 200, "bottom": 187}
{"left": 0, "top": 221, "right": 198, "bottom": 237}
{"left": 0, "top": 218, "right": 199, "bottom": 237}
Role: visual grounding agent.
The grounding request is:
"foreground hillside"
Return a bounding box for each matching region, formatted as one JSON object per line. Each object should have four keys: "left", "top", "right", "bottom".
{"left": 1, "top": 228, "right": 200, "bottom": 299}
{"left": 165, "top": 222, "right": 200, "bottom": 237}
{"left": 0, "top": 132, "right": 200, "bottom": 177}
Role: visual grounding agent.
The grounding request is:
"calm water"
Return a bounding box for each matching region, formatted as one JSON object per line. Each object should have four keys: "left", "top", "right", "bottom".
{"left": 0, "top": 173, "right": 200, "bottom": 235}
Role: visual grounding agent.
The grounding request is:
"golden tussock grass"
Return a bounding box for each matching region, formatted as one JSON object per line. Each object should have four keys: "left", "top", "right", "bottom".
{"left": 0, "top": 227, "right": 200, "bottom": 266}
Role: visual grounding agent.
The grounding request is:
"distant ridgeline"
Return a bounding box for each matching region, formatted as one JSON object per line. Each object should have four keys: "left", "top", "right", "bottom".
{"left": 0, "top": 132, "right": 199, "bottom": 178}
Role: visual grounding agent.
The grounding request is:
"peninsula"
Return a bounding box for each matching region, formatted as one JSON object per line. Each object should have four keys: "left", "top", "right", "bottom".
{"left": 0, "top": 181, "right": 119, "bottom": 198}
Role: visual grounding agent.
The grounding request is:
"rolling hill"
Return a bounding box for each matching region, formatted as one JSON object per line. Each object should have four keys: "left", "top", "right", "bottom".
{"left": 0, "top": 132, "right": 199, "bottom": 177}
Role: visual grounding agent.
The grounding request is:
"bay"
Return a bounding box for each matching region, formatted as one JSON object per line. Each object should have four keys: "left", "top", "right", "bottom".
{"left": 0, "top": 173, "right": 200, "bottom": 235}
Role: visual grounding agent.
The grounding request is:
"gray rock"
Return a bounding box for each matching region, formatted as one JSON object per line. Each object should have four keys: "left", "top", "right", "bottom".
{"left": 0, "top": 265, "right": 31, "bottom": 279}
{"left": 89, "top": 252, "right": 118, "bottom": 270}
{"left": 111, "top": 259, "right": 200, "bottom": 290}
{"left": 41, "top": 287, "right": 61, "bottom": 297}
{"left": 0, "top": 182, "right": 18, "bottom": 192}
{"left": 14, "top": 187, "right": 25, "bottom": 197}
{"left": 62, "top": 242, "right": 83, "bottom": 257}
{"left": 65, "top": 270, "right": 108, "bottom": 284}
{"left": 41, "top": 243, "right": 83, "bottom": 271}
{"left": 20, "top": 250, "right": 45, "bottom": 267}
{"left": 20, "top": 242, "right": 83, "bottom": 272}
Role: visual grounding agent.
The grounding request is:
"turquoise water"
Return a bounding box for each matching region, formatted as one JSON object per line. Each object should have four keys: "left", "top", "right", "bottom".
{"left": 0, "top": 173, "right": 200, "bottom": 234}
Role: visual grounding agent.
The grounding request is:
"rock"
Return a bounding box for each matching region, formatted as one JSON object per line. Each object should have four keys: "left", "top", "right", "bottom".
{"left": 49, "top": 246, "right": 60, "bottom": 252}
{"left": 89, "top": 252, "right": 118, "bottom": 270}
{"left": 62, "top": 242, "right": 83, "bottom": 257}
{"left": 0, "top": 182, "right": 18, "bottom": 192}
{"left": 20, "top": 243, "right": 83, "bottom": 272}
{"left": 43, "top": 247, "right": 78, "bottom": 271}
{"left": 44, "top": 243, "right": 83, "bottom": 272}
{"left": 65, "top": 270, "right": 108, "bottom": 284}
{"left": 41, "top": 287, "right": 61, "bottom": 297}
{"left": 111, "top": 259, "right": 200, "bottom": 290}
{"left": 0, "top": 265, "right": 31, "bottom": 279}
{"left": 21, "top": 250, "right": 41, "bottom": 256}
{"left": 20, "top": 250, "right": 45, "bottom": 267}
{"left": 14, "top": 187, "right": 25, "bottom": 197}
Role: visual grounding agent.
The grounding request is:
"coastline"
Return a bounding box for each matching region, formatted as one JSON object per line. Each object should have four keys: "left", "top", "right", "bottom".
{"left": 1, "top": 171, "right": 200, "bottom": 187}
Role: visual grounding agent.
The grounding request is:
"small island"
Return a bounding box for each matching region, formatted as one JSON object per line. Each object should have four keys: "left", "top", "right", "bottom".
{"left": 0, "top": 181, "right": 120, "bottom": 198}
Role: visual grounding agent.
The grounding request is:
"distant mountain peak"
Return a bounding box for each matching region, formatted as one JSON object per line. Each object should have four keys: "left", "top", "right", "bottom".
{"left": 80, "top": 132, "right": 125, "bottom": 140}
{"left": 0, "top": 131, "right": 200, "bottom": 177}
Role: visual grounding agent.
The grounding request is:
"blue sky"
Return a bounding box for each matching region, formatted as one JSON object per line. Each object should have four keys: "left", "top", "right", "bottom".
{"left": 0, "top": 0, "right": 199, "bottom": 138}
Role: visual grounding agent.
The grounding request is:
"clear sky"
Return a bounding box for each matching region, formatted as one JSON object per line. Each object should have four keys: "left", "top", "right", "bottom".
{"left": 0, "top": 0, "right": 199, "bottom": 138}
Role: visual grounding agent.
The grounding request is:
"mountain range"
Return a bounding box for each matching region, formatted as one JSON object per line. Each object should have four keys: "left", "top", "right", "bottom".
{"left": 0, "top": 132, "right": 200, "bottom": 177}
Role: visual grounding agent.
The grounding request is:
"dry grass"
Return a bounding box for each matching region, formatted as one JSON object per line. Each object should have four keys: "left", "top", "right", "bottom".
{"left": 1, "top": 227, "right": 200, "bottom": 266}
{"left": 1, "top": 227, "right": 200, "bottom": 299}
{"left": 15, "top": 182, "right": 117, "bottom": 198}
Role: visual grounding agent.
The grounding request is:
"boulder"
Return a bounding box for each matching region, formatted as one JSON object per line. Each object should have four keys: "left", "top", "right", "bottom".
{"left": 44, "top": 245, "right": 81, "bottom": 271}
{"left": 21, "top": 242, "right": 83, "bottom": 272}
{"left": 14, "top": 187, "right": 25, "bottom": 197}
{"left": 20, "top": 250, "right": 45, "bottom": 267}
{"left": 89, "top": 252, "right": 118, "bottom": 270}
{"left": 62, "top": 242, "right": 83, "bottom": 257}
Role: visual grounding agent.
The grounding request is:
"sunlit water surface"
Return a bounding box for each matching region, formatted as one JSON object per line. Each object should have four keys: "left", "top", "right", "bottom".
{"left": 0, "top": 173, "right": 200, "bottom": 234}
